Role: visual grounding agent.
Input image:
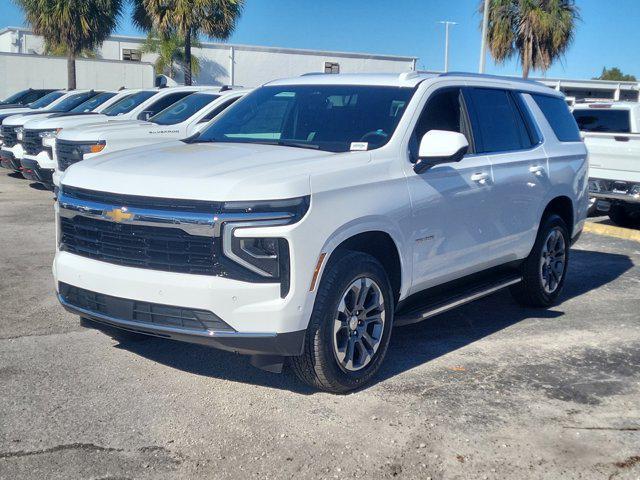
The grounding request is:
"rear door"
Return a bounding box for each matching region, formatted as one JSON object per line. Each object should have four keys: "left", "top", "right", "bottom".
{"left": 464, "top": 87, "right": 547, "bottom": 260}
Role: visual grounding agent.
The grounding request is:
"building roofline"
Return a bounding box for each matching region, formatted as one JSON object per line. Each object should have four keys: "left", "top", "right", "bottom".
{"left": 0, "top": 26, "right": 418, "bottom": 62}
{"left": 0, "top": 49, "right": 154, "bottom": 67}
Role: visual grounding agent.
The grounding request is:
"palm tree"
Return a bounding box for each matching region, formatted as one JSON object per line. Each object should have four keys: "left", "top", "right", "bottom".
{"left": 16, "top": 0, "right": 123, "bottom": 89}
{"left": 132, "top": 0, "right": 244, "bottom": 85}
{"left": 479, "top": 0, "right": 580, "bottom": 78}
{"left": 141, "top": 30, "right": 201, "bottom": 80}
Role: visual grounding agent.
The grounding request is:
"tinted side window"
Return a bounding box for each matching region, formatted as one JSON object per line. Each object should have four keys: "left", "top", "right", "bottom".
{"left": 572, "top": 109, "right": 631, "bottom": 133}
{"left": 411, "top": 88, "right": 473, "bottom": 157}
{"left": 531, "top": 94, "right": 581, "bottom": 141}
{"left": 199, "top": 97, "right": 240, "bottom": 123}
{"left": 466, "top": 88, "right": 531, "bottom": 153}
{"left": 142, "top": 92, "right": 193, "bottom": 118}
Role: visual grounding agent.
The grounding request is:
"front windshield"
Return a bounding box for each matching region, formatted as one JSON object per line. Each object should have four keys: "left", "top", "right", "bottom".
{"left": 70, "top": 92, "right": 116, "bottom": 113}
{"left": 150, "top": 93, "right": 219, "bottom": 125}
{"left": 102, "top": 90, "right": 156, "bottom": 116}
{"left": 2, "top": 89, "right": 28, "bottom": 104}
{"left": 29, "top": 91, "right": 64, "bottom": 109}
{"left": 52, "top": 91, "right": 99, "bottom": 112}
{"left": 197, "top": 85, "right": 414, "bottom": 152}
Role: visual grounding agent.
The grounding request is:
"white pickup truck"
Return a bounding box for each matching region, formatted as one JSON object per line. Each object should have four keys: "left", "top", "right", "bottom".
{"left": 0, "top": 90, "right": 100, "bottom": 171}
{"left": 10, "top": 86, "right": 210, "bottom": 186}
{"left": 573, "top": 102, "right": 640, "bottom": 227}
{"left": 55, "top": 72, "right": 588, "bottom": 392}
{"left": 53, "top": 88, "right": 248, "bottom": 186}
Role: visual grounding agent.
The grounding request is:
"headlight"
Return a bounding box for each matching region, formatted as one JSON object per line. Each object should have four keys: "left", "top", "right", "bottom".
{"left": 40, "top": 129, "right": 61, "bottom": 148}
{"left": 221, "top": 196, "right": 309, "bottom": 292}
{"left": 15, "top": 127, "right": 24, "bottom": 141}
{"left": 65, "top": 141, "right": 107, "bottom": 160}
{"left": 39, "top": 129, "right": 60, "bottom": 140}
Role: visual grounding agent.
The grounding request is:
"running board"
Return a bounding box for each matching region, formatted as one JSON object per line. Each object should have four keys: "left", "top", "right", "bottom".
{"left": 395, "top": 275, "right": 522, "bottom": 327}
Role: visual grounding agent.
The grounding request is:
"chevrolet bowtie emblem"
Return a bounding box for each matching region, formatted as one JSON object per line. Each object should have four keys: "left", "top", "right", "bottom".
{"left": 104, "top": 207, "right": 133, "bottom": 223}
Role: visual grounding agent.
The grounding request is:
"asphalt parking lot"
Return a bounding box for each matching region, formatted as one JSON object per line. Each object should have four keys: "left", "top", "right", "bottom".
{"left": 1, "top": 172, "right": 639, "bottom": 480}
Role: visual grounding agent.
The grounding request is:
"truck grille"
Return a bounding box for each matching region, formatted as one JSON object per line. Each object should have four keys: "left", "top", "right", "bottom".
{"left": 23, "top": 129, "right": 44, "bottom": 155}
{"left": 60, "top": 216, "right": 220, "bottom": 275}
{"left": 59, "top": 282, "right": 234, "bottom": 332}
{"left": 56, "top": 139, "right": 84, "bottom": 171}
{"left": 1, "top": 126, "right": 17, "bottom": 147}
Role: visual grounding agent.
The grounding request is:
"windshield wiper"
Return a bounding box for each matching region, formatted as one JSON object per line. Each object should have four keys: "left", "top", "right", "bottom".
{"left": 275, "top": 140, "right": 319, "bottom": 150}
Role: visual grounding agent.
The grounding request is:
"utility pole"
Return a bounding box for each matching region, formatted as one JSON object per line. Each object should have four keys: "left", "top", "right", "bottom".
{"left": 479, "top": 0, "right": 490, "bottom": 73}
{"left": 439, "top": 21, "right": 457, "bottom": 73}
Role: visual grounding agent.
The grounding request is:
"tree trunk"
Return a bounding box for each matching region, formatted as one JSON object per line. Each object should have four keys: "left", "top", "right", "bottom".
{"left": 184, "top": 28, "right": 192, "bottom": 86}
{"left": 67, "top": 52, "right": 77, "bottom": 89}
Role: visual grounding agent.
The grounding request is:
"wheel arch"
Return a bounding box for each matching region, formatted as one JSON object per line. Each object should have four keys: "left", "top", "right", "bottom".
{"left": 316, "top": 219, "right": 409, "bottom": 306}
{"left": 542, "top": 195, "right": 574, "bottom": 233}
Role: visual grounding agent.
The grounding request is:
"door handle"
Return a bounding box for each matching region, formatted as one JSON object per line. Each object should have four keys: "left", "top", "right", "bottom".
{"left": 529, "top": 165, "right": 545, "bottom": 176}
{"left": 471, "top": 172, "right": 490, "bottom": 185}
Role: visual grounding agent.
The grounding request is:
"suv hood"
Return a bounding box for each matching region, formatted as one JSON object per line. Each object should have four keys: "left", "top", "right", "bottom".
{"left": 61, "top": 141, "right": 363, "bottom": 201}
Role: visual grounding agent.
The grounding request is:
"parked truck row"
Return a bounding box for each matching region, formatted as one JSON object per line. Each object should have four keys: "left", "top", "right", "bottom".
{"left": 0, "top": 71, "right": 619, "bottom": 392}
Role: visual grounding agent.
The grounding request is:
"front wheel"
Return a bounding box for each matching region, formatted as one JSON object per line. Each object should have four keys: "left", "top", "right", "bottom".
{"left": 510, "top": 214, "right": 570, "bottom": 307}
{"left": 290, "top": 250, "right": 394, "bottom": 393}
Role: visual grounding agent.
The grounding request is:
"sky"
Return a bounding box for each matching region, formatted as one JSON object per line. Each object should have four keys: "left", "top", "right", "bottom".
{"left": 1, "top": 0, "right": 638, "bottom": 80}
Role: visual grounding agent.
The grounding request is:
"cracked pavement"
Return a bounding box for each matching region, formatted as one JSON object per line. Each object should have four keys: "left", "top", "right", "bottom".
{"left": 1, "top": 172, "right": 639, "bottom": 479}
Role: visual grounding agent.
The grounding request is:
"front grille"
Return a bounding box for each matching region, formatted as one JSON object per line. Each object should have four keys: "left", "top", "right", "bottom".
{"left": 56, "top": 139, "right": 84, "bottom": 171}
{"left": 1, "top": 126, "right": 17, "bottom": 147}
{"left": 23, "top": 129, "right": 44, "bottom": 155}
{"left": 60, "top": 216, "right": 220, "bottom": 275}
{"left": 59, "top": 282, "right": 234, "bottom": 332}
{"left": 63, "top": 186, "right": 223, "bottom": 213}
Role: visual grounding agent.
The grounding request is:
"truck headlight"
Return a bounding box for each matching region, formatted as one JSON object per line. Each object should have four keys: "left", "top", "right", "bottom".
{"left": 40, "top": 129, "right": 61, "bottom": 148}
{"left": 15, "top": 127, "right": 24, "bottom": 141}
{"left": 67, "top": 141, "right": 107, "bottom": 159}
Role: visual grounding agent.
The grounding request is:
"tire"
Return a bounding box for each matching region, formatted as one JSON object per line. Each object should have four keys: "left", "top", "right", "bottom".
{"left": 510, "top": 214, "right": 570, "bottom": 308}
{"left": 608, "top": 204, "right": 640, "bottom": 228}
{"left": 290, "top": 250, "right": 394, "bottom": 393}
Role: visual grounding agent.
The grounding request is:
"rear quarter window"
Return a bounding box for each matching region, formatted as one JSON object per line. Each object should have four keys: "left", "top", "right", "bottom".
{"left": 531, "top": 94, "right": 581, "bottom": 142}
{"left": 572, "top": 109, "right": 631, "bottom": 133}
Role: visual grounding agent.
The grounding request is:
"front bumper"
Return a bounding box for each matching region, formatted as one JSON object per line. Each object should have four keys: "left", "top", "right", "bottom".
{"left": 53, "top": 250, "right": 308, "bottom": 356}
{"left": 0, "top": 149, "right": 21, "bottom": 170}
{"left": 20, "top": 158, "right": 53, "bottom": 187}
{"left": 58, "top": 285, "right": 305, "bottom": 356}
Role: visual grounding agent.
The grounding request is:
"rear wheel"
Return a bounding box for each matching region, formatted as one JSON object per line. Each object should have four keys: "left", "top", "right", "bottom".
{"left": 510, "top": 214, "right": 569, "bottom": 307}
{"left": 608, "top": 204, "right": 640, "bottom": 228}
{"left": 291, "top": 250, "right": 394, "bottom": 393}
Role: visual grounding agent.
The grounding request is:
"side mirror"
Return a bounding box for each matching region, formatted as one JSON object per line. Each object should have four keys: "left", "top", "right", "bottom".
{"left": 414, "top": 130, "right": 469, "bottom": 174}
{"left": 139, "top": 110, "right": 154, "bottom": 121}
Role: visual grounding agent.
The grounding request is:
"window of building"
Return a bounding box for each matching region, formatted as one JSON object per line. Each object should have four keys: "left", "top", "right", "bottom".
{"left": 324, "top": 62, "right": 340, "bottom": 74}
{"left": 122, "top": 48, "right": 142, "bottom": 62}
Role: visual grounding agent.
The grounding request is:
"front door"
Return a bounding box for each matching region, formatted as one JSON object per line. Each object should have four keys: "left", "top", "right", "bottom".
{"left": 403, "top": 86, "right": 495, "bottom": 294}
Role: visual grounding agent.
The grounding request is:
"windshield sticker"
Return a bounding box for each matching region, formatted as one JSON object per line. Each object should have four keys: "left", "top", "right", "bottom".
{"left": 350, "top": 142, "right": 368, "bottom": 151}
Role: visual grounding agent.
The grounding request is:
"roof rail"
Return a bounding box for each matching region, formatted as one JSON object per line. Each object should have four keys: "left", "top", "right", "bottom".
{"left": 438, "top": 71, "right": 543, "bottom": 85}
{"left": 300, "top": 72, "right": 326, "bottom": 77}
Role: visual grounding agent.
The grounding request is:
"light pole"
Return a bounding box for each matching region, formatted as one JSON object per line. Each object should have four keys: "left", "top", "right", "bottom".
{"left": 439, "top": 21, "right": 457, "bottom": 73}
{"left": 479, "top": 0, "right": 490, "bottom": 73}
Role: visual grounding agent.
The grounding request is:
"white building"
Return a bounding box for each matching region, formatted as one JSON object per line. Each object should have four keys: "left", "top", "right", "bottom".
{"left": 0, "top": 26, "right": 418, "bottom": 90}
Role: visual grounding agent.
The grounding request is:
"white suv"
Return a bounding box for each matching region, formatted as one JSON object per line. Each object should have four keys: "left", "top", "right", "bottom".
{"left": 54, "top": 72, "right": 588, "bottom": 392}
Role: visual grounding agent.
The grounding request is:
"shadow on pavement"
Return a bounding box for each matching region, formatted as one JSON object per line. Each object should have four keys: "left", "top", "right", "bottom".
{"left": 100, "top": 248, "right": 634, "bottom": 394}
